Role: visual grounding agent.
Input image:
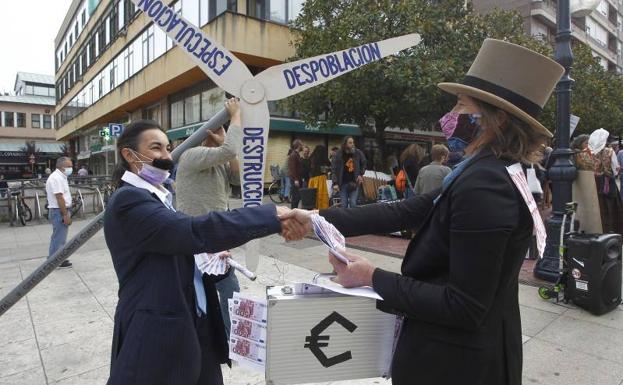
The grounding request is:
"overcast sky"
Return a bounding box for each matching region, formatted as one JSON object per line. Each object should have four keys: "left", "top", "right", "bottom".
{"left": 0, "top": 0, "right": 73, "bottom": 94}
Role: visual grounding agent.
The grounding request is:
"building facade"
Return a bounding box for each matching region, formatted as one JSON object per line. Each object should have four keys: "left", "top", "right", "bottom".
{"left": 473, "top": 0, "right": 623, "bottom": 72}
{"left": 0, "top": 73, "right": 66, "bottom": 180}
{"left": 54, "top": 0, "right": 363, "bottom": 178}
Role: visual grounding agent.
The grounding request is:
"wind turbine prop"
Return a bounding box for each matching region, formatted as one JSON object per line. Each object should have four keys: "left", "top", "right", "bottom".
{"left": 0, "top": 0, "right": 421, "bottom": 317}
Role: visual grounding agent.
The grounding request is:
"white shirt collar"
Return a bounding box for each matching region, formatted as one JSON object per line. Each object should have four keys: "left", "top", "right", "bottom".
{"left": 121, "top": 171, "right": 172, "bottom": 206}
{"left": 53, "top": 168, "right": 67, "bottom": 179}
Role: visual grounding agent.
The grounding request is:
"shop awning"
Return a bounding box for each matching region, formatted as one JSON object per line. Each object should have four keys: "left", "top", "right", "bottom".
{"left": 0, "top": 139, "right": 66, "bottom": 153}
{"left": 166, "top": 117, "right": 362, "bottom": 141}
{"left": 37, "top": 141, "right": 65, "bottom": 153}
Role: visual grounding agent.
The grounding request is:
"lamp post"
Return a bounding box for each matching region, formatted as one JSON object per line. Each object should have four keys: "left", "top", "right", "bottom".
{"left": 534, "top": 0, "right": 600, "bottom": 281}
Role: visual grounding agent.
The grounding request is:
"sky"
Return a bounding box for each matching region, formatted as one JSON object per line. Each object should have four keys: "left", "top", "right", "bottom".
{"left": 0, "top": 0, "right": 73, "bottom": 94}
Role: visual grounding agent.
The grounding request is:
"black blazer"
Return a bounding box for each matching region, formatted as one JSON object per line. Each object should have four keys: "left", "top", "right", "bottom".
{"left": 104, "top": 184, "right": 281, "bottom": 385}
{"left": 321, "top": 149, "right": 533, "bottom": 385}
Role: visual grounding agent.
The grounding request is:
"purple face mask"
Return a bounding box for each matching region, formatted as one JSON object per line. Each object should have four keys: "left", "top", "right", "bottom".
{"left": 130, "top": 150, "right": 171, "bottom": 186}
{"left": 439, "top": 112, "right": 459, "bottom": 139}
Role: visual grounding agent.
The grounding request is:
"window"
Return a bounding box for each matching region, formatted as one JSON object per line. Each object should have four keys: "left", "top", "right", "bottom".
{"left": 185, "top": 93, "right": 200, "bottom": 124}
{"left": 75, "top": 23, "right": 79, "bottom": 40}
{"left": 123, "top": 44, "right": 134, "bottom": 80}
{"left": 118, "top": 0, "right": 125, "bottom": 30}
{"left": 82, "top": 9, "right": 86, "bottom": 26}
{"left": 142, "top": 26, "right": 155, "bottom": 66}
{"left": 110, "top": 60, "right": 117, "bottom": 89}
{"left": 171, "top": 100, "right": 184, "bottom": 128}
{"left": 16, "top": 113, "right": 26, "bottom": 128}
{"left": 32, "top": 114, "right": 40, "bottom": 128}
{"left": 25, "top": 85, "right": 34, "bottom": 95}
{"left": 105, "top": 18, "right": 111, "bottom": 46}
{"left": 183, "top": 0, "right": 200, "bottom": 26}
{"left": 34, "top": 85, "right": 49, "bottom": 96}
{"left": 288, "top": 0, "right": 304, "bottom": 21}
{"left": 5, "top": 112, "right": 14, "bottom": 127}
{"left": 201, "top": 88, "right": 225, "bottom": 121}
{"left": 43, "top": 115, "right": 52, "bottom": 129}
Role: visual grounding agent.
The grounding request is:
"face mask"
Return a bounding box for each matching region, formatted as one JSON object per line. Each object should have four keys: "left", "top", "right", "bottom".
{"left": 447, "top": 137, "right": 470, "bottom": 153}
{"left": 129, "top": 150, "right": 171, "bottom": 186}
{"left": 439, "top": 112, "right": 459, "bottom": 139}
{"left": 64, "top": 168, "right": 73, "bottom": 177}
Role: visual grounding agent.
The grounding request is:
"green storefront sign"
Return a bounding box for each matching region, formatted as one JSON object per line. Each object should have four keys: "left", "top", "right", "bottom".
{"left": 166, "top": 117, "right": 361, "bottom": 141}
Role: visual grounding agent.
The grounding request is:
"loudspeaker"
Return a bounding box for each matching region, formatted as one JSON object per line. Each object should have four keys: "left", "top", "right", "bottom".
{"left": 564, "top": 233, "right": 622, "bottom": 315}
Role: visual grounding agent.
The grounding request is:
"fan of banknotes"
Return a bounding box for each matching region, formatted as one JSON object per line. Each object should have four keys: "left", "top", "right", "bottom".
{"left": 194, "top": 252, "right": 229, "bottom": 276}
{"left": 311, "top": 213, "right": 350, "bottom": 264}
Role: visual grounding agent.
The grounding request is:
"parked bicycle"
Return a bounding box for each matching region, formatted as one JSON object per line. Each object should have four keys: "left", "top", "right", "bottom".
{"left": 9, "top": 190, "right": 32, "bottom": 226}
{"left": 43, "top": 190, "right": 84, "bottom": 220}
{"left": 268, "top": 165, "right": 286, "bottom": 204}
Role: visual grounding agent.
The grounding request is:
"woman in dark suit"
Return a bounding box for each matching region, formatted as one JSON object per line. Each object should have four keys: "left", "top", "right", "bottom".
{"left": 103, "top": 99, "right": 303, "bottom": 385}
{"left": 295, "top": 40, "right": 564, "bottom": 384}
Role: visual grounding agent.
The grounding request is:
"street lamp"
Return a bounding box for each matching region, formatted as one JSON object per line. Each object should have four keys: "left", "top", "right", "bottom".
{"left": 534, "top": 0, "right": 600, "bottom": 281}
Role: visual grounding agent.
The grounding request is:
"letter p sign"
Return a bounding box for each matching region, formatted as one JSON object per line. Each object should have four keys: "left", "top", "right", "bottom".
{"left": 108, "top": 123, "right": 124, "bottom": 137}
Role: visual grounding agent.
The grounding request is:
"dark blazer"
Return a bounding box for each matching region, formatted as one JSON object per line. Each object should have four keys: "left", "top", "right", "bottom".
{"left": 104, "top": 184, "right": 281, "bottom": 385}
{"left": 321, "top": 149, "right": 533, "bottom": 385}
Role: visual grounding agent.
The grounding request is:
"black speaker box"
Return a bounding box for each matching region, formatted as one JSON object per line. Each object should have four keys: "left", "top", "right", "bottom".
{"left": 564, "top": 233, "right": 622, "bottom": 315}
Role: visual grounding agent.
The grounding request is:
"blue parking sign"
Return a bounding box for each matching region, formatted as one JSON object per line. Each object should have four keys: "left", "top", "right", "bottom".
{"left": 108, "top": 123, "right": 124, "bottom": 137}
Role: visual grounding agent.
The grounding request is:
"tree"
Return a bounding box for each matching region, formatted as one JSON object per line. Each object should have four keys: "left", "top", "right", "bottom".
{"left": 284, "top": 0, "right": 623, "bottom": 163}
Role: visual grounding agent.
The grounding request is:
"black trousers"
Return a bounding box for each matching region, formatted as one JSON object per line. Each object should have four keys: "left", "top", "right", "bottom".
{"left": 290, "top": 179, "right": 300, "bottom": 209}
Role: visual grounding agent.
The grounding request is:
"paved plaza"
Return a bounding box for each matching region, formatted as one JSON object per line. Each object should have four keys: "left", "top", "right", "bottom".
{"left": 0, "top": 211, "right": 622, "bottom": 385}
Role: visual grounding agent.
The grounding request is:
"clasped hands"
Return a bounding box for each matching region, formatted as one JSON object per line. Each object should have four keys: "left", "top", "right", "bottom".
{"left": 275, "top": 206, "right": 313, "bottom": 241}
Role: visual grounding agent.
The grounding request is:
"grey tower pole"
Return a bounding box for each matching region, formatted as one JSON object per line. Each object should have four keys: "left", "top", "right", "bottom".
{"left": 0, "top": 108, "right": 230, "bottom": 317}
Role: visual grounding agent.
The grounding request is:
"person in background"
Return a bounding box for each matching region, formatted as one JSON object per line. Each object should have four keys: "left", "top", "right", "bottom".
{"left": 399, "top": 144, "right": 425, "bottom": 198}
{"left": 45, "top": 157, "right": 73, "bottom": 268}
{"left": 414, "top": 144, "right": 452, "bottom": 195}
{"left": 175, "top": 99, "right": 242, "bottom": 338}
{"left": 44, "top": 167, "right": 52, "bottom": 176}
{"left": 300, "top": 145, "right": 311, "bottom": 188}
{"left": 77, "top": 165, "right": 89, "bottom": 184}
{"left": 587, "top": 129, "right": 623, "bottom": 234}
{"left": 288, "top": 139, "right": 304, "bottom": 209}
{"left": 331, "top": 136, "right": 367, "bottom": 208}
{"left": 617, "top": 142, "right": 623, "bottom": 198}
{"left": 329, "top": 146, "right": 339, "bottom": 163}
{"left": 307, "top": 145, "right": 331, "bottom": 209}
{"left": 280, "top": 149, "right": 292, "bottom": 203}
{"left": 0, "top": 174, "right": 7, "bottom": 198}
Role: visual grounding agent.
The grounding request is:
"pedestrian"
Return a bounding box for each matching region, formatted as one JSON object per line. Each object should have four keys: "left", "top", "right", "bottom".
{"left": 77, "top": 164, "right": 89, "bottom": 184}
{"left": 45, "top": 157, "right": 73, "bottom": 268}
{"left": 287, "top": 139, "right": 304, "bottom": 208}
{"left": 290, "top": 38, "right": 564, "bottom": 385}
{"left": 399, "top": 144, "right": 425, "bottom": 198}
{"left": 0, "top": 174, "right": 7, "bottom": 198}
{"left": 307, "top": 145, "right": 331, "bottom": 209}
{"left": 331, "top": 136, "right": 366, "bottom": 208}
{"left": 103, "top": 113, "right": 306, "bottom": 385}
{"left": 586, "top": 128, "right": 623, "bottom": 234}
{"left": 176, "top": 98, "right": 242, "bottom": 338}
{"left": 280, "top": 150, "right": 291, "bottom": 203}
{"left": 300, "top": 145, "right": 311, "bottom": 187}
{"left": 413, "top": 144, "right": 452, "bottom": 195}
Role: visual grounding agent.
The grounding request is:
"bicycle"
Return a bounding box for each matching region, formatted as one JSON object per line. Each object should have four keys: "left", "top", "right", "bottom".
{"left": 9, "top": 190, "right": 33, "bottom": 226}
{"left": 268, "top": 165, "right": 286, "bottom": 204}
{"left": 43, "top": 191, "right": 84, "bottom": 220}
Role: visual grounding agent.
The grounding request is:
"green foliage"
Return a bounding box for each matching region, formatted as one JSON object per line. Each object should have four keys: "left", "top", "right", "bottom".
{"left": 284, "top": 0, "right": 623, "bottom": 139}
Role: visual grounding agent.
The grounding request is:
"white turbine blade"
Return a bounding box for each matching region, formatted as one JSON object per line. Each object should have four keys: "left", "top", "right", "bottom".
{"left": 131, "top": 0, "right": 252, "bottom": 96}
{"left": 238, "top": 101, "right": 271, "bottom": 272}
{"left": 255, "top": 33, "right": 422, "bottom": 101}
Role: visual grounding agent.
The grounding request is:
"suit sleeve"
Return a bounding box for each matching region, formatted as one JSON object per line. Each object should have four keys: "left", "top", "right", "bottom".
{"left": 112, "top": 188, "right": 281, "bottom": 255}
{"left": 319, "top": 189, "right": 438, "bottom": 236}
{"left": 372, "top": 167, "right": 522, "bottom": 331}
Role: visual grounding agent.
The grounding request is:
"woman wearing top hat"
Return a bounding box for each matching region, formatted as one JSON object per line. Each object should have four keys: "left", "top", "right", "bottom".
{"left": 291, "top": 39, "right": 564, "bottom": 384}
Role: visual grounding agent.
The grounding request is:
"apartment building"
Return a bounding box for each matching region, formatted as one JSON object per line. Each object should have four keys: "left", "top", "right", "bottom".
{"left": 0, "top": 73, "right": 66, "bottom": 179}
{"left": 473, "top": 0, "right": 623, "bottom": 72}
{"left": 54, "top": 0, "right": 361, "bottom": 177}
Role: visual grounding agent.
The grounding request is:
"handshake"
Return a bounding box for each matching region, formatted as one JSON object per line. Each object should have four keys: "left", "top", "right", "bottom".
{"left": 275, "top": 206, "right": 315, "bottom": 241}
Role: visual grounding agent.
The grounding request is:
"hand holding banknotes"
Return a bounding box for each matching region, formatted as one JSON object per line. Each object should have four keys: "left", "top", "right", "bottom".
{"left": 328, "top": 250, "right": 376, "bottom": 288}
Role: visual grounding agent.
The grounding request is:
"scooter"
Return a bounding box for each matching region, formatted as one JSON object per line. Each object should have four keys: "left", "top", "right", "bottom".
{"left": 537, "top": 202, "right": 578, "bottom": 303}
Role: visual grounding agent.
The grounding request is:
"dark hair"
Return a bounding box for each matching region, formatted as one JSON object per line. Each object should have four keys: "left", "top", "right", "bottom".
{"left": 291, "top": 139, "right": 303, "bottom": 150}
{"left": 310, "top": 145, "right": 328, "bottom": 169}
{"left": 112, "top": 119, "right": 164, "bottom": 187}
{"left": 399, "top": 144, "right": 425, "bottom": 165}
